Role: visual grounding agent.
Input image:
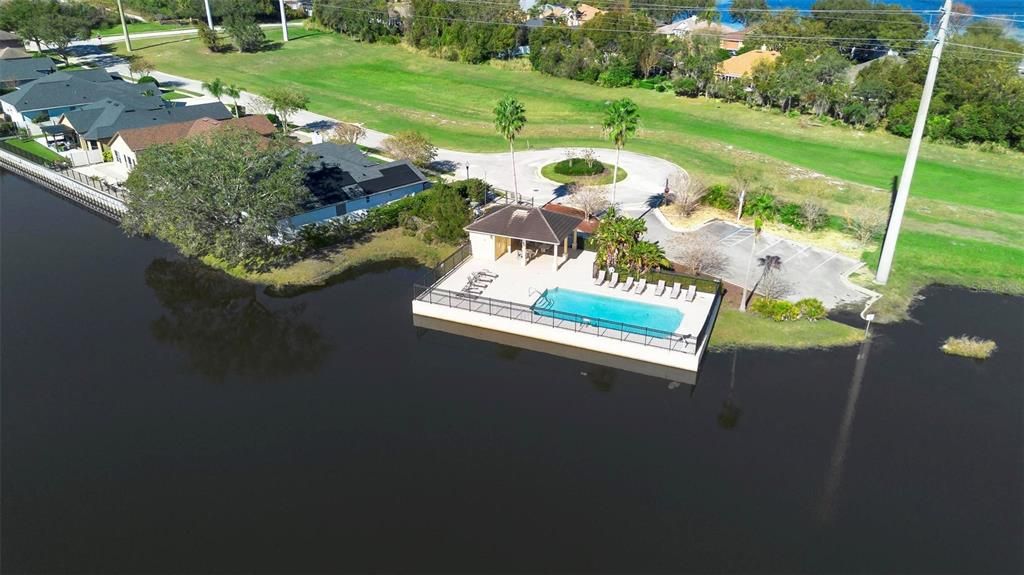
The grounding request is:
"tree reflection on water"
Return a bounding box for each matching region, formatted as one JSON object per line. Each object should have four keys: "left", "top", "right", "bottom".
{"left": 145, "top": 258, "right": 328, "bottom": 380}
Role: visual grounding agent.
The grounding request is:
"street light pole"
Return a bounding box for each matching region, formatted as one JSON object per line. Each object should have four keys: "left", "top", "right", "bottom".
{"left": 115, "top": 0, "right": 132, "bottom": 53}
{"left": 203, "top": 0, "right": 214, "bottom": 29}
{"left": 875, "top": 0, "right": 952, "bottom": 284}
{"left": 278, "top": 0, "right": 289, "bottom": 42}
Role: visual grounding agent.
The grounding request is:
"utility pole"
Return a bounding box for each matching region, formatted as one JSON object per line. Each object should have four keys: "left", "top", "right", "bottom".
{"left": 875, "top": 0, "right": 952, "bottom": 284}
{"left": 278, "top": 0, "right": 289, "bottom": 42}
{"left": 115, "top": 0, "right": 132, "bottom": 53}
{"left": 203, "top": 0, "right": 214, "bottom": 29}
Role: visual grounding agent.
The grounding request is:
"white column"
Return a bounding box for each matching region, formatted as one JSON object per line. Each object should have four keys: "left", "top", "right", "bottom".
{"left": 521, "top": 241, "right": 526, "bottom": 267}
{"left": 552, "top": 243, "right": 559, "bottom": 271}
{"left": 278, "top": 0, "right": 289, "bottom": 42}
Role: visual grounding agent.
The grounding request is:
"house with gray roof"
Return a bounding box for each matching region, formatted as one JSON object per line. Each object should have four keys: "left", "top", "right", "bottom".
{"left": 58, "top": 100, "right": 232, "bottom": 152}
{"left": 291, "top": 142, "right": 431, "bottom": 227}
{"left": 0, "top": 30, "right": 21, "bottom": 49}
{"left": 0, "top": 55, "right": 54, "bottom": 87}
{"left": 0, "top": 70, "right": 160, "bottom": 134}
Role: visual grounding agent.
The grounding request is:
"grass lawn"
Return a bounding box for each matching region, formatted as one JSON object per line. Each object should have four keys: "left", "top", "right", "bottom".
{"left": 3, "top": 138, "right": 64, "bottom": 163}
{"left": 710, "top": 309, "right": 864, "bottom": 350}
{"left": 161, "top": 91, "right": 190, "bottom": 100}
{"left": 206, "top": 228, "right": 456, "bottom": 288}
{"left": 540, "top": 160, "right": 627, "bottom": 186}
{"left": 93, "top": 21, "right": 192, "bottom": 38}
{"left": 114, "top": 29, "right": 1024, "bottom": 323}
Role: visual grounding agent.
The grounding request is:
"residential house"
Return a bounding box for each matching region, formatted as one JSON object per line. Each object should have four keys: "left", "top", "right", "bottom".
{"left": 0, "top": 30, "right": 21, "bottom": 49}
{"left": 108, "top": 114, "right": 276, "bottom": 169}
{"left": 0, "top": 46, "right": 32, "bottom": 59}
{"left": 0, "top": 55, "right": 56, "bottom": 88}
{"left": 656, "top": 16, "right": 737, "bottom": 38}
{"left": 719, "top": 29, "right": 746, "bottom": 52}
{"left": 292, "top": 142, "right": 431, "bottom": 227}
{"left": 538, "top": 3, "right": 605, "bottom": 27}
{"left": 845, "top": 51, "right": 905, "bottom": 82}
{"left": 717, "top": 47, "right": 780, "bottom": 80}
{"left": 58, "top": 100, "right": 231, "bottom": 153}
{"left": 0, "top": 70, "right": 160, "bottom": 134}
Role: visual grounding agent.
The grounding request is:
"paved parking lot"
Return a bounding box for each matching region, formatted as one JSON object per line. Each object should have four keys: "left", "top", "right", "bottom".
{"left": 647, "top": 217, "right": 871, "bottom": 309}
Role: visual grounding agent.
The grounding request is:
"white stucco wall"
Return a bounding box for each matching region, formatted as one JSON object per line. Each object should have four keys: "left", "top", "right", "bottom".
{"left": 469, "top": 232, "right": 497, "bottom": 262}
{"left": 108, "top": 136, "right": 137, "bottom": 168}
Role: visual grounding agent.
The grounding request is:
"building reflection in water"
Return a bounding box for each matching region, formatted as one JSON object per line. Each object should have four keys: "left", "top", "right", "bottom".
{"left": 413, "top": 315, "right": 700, "bottom": 388}
{"left": 819, "top": 332, "right": 874, "bottom": 523}
{"left": 145, "top": 258, "right": 328, "bottom": 380}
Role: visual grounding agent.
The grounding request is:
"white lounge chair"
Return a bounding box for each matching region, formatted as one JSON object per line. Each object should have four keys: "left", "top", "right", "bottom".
{"left": 608, "top": 272, "right": 620, "bottom": 289}
{"left": 634, "top": 278, "right": 647, "bottom": 294}
{"left": 654, "top": 279, "right": 666, "bottom": 296}
{"left": 670, "top": 282, "right": 682, "bottom": 299}
{"left": 621, "top": 276, "right": 634, "bottom": 292}
{"left": 593, "top": 269, "right": 606, "bottom": 286}
{"left": 685, "top": 284, "right": 697, "bottom": 302}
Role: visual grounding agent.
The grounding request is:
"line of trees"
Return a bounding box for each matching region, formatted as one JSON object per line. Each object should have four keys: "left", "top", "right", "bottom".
{"left": 308, "top": 0, "right": 1023, "bottom": 151}
{"left": 0, "top": 0, "right": 106, "bottom": 63}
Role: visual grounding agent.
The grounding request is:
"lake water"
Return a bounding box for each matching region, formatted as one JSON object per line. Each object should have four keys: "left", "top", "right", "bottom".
{"left": 2, "top": 170, "right": 1022, "bottom": 574}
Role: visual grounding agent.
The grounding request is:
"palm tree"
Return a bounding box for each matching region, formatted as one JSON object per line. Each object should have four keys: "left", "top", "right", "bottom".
{"left": 602, "top": 98, "right": 639, "bottom": 204}
{"left": 739, "top": 216, "right": 763, "bottom": 312}
{"left": 224, "top": 84, "right": 243, "bottom": 117}
{"left": 493, "top": 96, "right": 527, "bottom": 203}
{"left": 202, "top": 77, "right": 225, "bottom": 105}
{"left": 751, "top": 254, "right": 783, "bottom": 298}
{"left": 626, "top": 240, "right": 668, "bottom": 276}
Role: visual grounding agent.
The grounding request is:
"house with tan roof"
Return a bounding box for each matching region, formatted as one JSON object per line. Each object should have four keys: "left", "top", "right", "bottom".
{"left": 656, "top": 15, "right": 737, "bottom": 38}
{"left": 717, "top": 47, "right": 780, "bottom": 80}
{"left": 108, "top": 114, "right": 276, "bottom": 169}
{"left": 537, "top": 3, "right": 605, "bottom": 27}
{"left": 719, "top": 29, "right": 746, "bottom": 52}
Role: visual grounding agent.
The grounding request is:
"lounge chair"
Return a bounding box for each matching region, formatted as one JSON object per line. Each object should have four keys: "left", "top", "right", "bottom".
{"left": 670, "top": 282, "right": 682, "bottom": 299}
{"left": 621, "top": 276, "right": 634, "bottom": 292}
{"left": 654, "top": 279, "right": 666, "bottom": 296}
{"left": 634, "top": 278, "right": 647, "bottom": 294}
{"left": 471, "top": 272, "right": 494, "bottom": 284}
{"left": 685, "top": 284, "right": 697, "bottom": 302}
{"left": 608, "top": 272, "right": 620, "bottom": 289}
{"left": 593, "top": 269, "right": 606, "bottom": 286}
{"left": 478, "top": 269, "right": 498, "bottom": 278}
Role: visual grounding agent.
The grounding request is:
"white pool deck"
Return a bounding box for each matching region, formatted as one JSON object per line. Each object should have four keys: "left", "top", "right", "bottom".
{"left": 411, "top": 249, "right": 720, "bottom": 373}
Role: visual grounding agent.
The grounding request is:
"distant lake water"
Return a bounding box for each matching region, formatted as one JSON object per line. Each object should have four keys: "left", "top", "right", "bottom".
{"left": 2, "top": 170, "right": 1022, "bottom": 573}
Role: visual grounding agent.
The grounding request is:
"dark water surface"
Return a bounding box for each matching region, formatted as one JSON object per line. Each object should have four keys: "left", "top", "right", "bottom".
{"left": 2, "top": 171, "right": 1022, "bottom": 574}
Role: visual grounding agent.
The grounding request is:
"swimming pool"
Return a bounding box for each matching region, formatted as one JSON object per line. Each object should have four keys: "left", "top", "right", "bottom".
{"left": 532, "top": 288, "right": 684, "bottom": 337}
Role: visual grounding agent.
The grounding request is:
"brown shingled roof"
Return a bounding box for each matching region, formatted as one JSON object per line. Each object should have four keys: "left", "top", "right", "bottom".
{"left": 542, "top": 203, "right": 599, "bottom": 233}
{"left": 465, "top": 204, "right": 583, "bottom": 245}
{"left": 113, "top": 114, "right": 277, "bottom": 152}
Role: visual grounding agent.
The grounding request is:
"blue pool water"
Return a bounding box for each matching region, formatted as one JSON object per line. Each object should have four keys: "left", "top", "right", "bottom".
{"left": 532, "top": 288, "right": 684, "bottom": 337}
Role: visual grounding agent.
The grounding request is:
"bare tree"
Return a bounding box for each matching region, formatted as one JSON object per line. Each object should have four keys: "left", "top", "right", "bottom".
{"left": 382, "top": 131, "right": 437, "bottom": 167}
{"left": 847, "top": 211, "right": 886, "bottom": 244}
{"left": 567, "top": 183, "right": 609, "bottom": 221}
{"left": 638, "top": 45, "right": 661, "bottom": 79}
{"left": 801, "top": 201, "right": 827, "bottom": 231}
{"left": 673, "top": 231, "right": 728, "bottom": 276}
{"left": 732, "top": 165, "right": 758, "bottom": 221}
{"left": 128, "top": 56, "right": 153, "bottom": 81}
{"left": 759, "top": 273, "right": 792, "bottom": 301}
{"left": 579, "top": 148, "right": 597, "bottom": 168}
{"left": 331, "top": 122, "right": 366, "bottom": 145}
{"left": 670, "top": 171, "right": 706, "bottom": 217}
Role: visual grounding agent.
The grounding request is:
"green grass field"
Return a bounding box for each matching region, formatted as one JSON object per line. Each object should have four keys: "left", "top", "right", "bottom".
{"left": 93, "top": 21, "right": 191, "bottom": 38}
{"left": 4, "top": 138, "right": 64, "bottom": 163}
{"left": 112, "top": 29, "right": 1024, "bottom": 320}
{"left": 540, "top": 161, "right": 627, "bottom": 186}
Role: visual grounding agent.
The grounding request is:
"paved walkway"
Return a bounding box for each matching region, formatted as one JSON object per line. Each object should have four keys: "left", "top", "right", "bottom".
{"left": 64, "top": 45, "right": 870, "bottom": 308}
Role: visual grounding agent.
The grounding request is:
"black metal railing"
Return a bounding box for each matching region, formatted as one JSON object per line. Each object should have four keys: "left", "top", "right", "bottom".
{"left": 414, "top": 284, "right": 721, "bottom": 355}
{"left": 0, "top": 140, "right": 128, "bottom": 202}
{"left": 414, "top": 243, "right": 472, "bottom": 296}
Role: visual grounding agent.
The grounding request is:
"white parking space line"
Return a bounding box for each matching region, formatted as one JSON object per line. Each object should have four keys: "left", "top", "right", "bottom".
{"left": 756, "top": 239, "right": 783, "bottom": 254}
{"left": 808, "top": 253, "right": 838, "bottom": 272}
{"left": 784, "top": 245, "right": 812, "bottom": 262}
{"left": 717, "top": 227, "right": 748, "bottom": 243}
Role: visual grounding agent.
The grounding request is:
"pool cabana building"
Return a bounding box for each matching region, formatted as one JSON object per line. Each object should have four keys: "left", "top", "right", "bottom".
{"left": 465, "top": 205, "right": 584, "bottom": 271}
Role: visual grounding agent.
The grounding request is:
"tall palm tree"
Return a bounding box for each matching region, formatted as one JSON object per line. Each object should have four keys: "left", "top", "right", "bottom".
{"left": 224, "top": 84, "right": 243, "bottom": 117}
{"left": 493, "top": 96, "right": 527, "bottom": 203}
{"left": 202, "top": 77, "right": 225, "bottom": 105}
{"left": 626, "top": 240, "right": 667, "bottom": 276}
{"left": 739, "top": 216, "right": 763, "bottom": 312}
{"left": 602, "top": 98, "right": 639, "bottom": 204}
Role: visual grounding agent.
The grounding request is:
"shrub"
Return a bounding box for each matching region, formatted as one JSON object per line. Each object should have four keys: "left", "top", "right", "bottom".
{"left": 750, "top": 298, "right": 800, "bottom": 322}
{"left": 941, "top": 335, "right": 997, "bottom": 359}
{"left": 0, "top": 121, "right": 16, "bottom": 137}
{"left": 102, "top": 148, "right": 112, "bottom": 162}
{"left": 32, "top": 111, "right": 50, "bottom": 124}
{"left": 702, "top": 183, "right": 736, "bottom": 211}
{"left": 265, "top": 113, "right": 280, "bottom": 127}
{"left": 801, "top": 201, "right": 827, "bottom": 231}
{"left": 744, "top": 192, "right": 777, "bottom": 220}
{"left": 137, "top": 75, "right": 159, "bottom": 86}
{"left": 778, "top": 202, "right": 804, "bottom": 229}
{"left": 672, "top": 77, "right": 699, "bottom": 97}
{"left": 552, "top": 158, "right": 605, "bottom": 177}
{"left": 598, "top": 63, "right": 635, "bottom": 88}
{"left": 795, "top": 298, "right": 826, "bottom": 321}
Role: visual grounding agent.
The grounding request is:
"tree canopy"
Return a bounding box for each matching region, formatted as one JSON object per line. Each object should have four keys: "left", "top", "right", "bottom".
{"left": 122, "top": 129, "right": 312, "bottom": 270}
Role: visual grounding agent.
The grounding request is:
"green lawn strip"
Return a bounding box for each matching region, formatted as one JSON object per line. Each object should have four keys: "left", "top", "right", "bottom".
{"left": 93, "top": 22, "right": 192, "bottom": 37}
{"left": 161, "top": 91, "right": 190, "bottom": 100}
{"left": 540, "top": 161, "right": 626, "bottom": 186}
{"left": 4, "top": 138, "right": 64, "bottom": 162}
{"left": 710, "top": 308, "right": 864, "bottom": 350}
{"left": 204, "top": 228, "right": 456, "bottom": 288}
{"left": 858, "top": 230, "right": 1024, "bottom": 320}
